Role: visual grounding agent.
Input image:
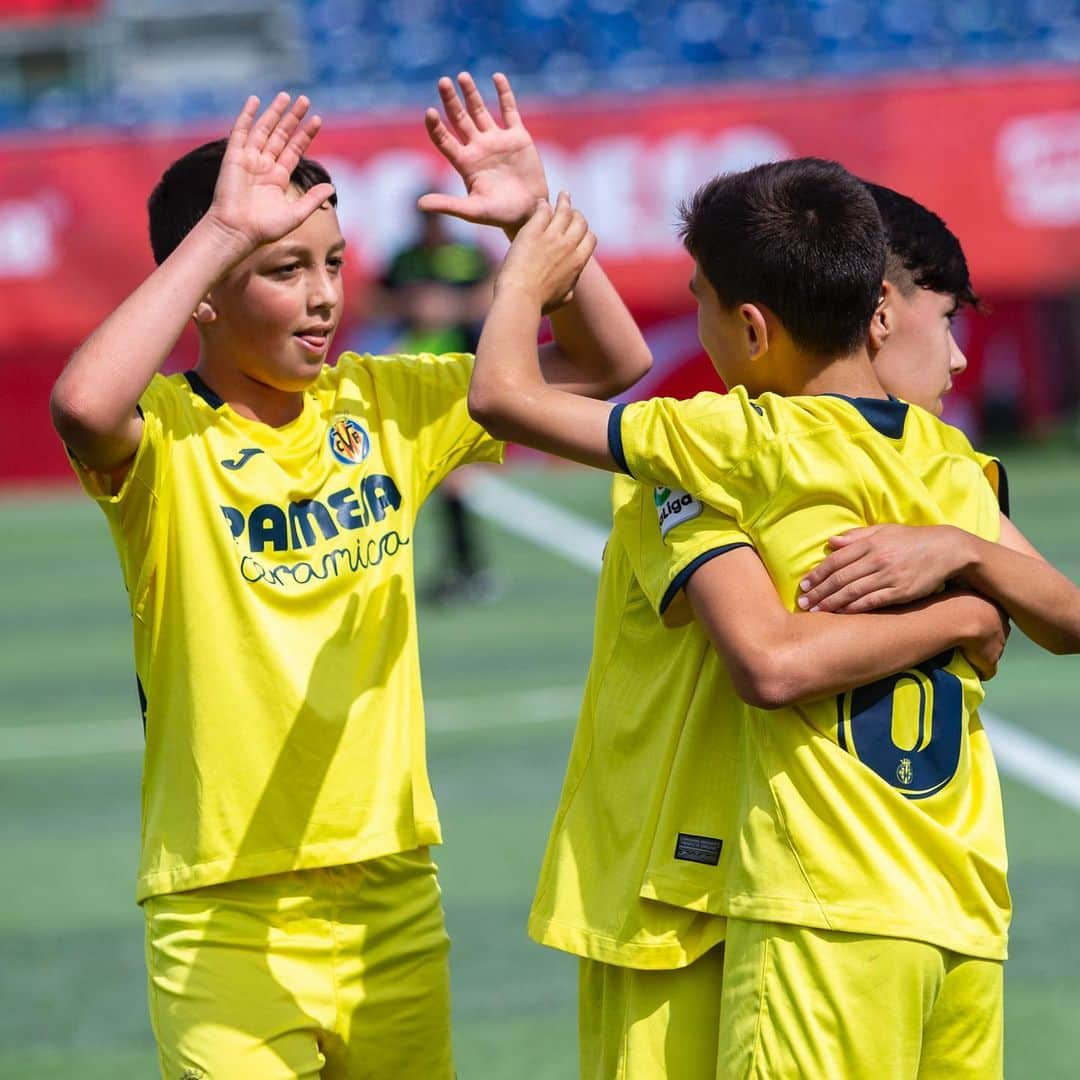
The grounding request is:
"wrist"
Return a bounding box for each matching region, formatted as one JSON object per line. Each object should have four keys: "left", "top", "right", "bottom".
{"left": 193, "top": 212, "right": 258, "bottom": 268}
{"left": 492, "top": 274, "right": 546, "bottom": 312}
{"left": 503, "top": 194, "right": 551, "bottom": 242}
{"left": 951, "top": 528, "right": 984, "bottom": 584}
{"left": 953, "top": 592, "right": 992, "bottom": 644}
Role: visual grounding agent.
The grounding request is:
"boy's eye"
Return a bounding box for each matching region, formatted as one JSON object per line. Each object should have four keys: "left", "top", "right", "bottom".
{"left": 328, "top": 257, "right": 344, "bottom": 272}
{"left": 273, "top": 263, "right": 300, "bottom": 275}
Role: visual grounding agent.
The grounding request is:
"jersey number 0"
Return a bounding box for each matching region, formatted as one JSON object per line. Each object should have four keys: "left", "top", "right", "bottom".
{"left": 836, "top": 651, "right": 964, "bottom": 799}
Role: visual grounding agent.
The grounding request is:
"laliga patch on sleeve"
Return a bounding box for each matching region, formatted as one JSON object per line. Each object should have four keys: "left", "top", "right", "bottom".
{"left": 655, "top": 486, "right": 703, "bottom": 539}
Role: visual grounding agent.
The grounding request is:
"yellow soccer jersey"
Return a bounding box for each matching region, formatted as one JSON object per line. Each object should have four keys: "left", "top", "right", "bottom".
{"left": 71, "top": 352, "right": 502, "bottom": 902}
{"left": 612, "top": 387, "right": 1010, "bottom": 961}
{"left": 528, "top": 474, "right": 736, "bottom": 969}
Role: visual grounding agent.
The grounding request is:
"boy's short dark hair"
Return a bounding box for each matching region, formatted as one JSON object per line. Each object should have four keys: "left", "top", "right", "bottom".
{"left": 863, "top": 181, "right": 980, "bottom": 310}
{"left": 678, "top": 158, "right": 886, "bottom": 358}
{"left": 148, "top": 138, "right": 337, "bottom": 265}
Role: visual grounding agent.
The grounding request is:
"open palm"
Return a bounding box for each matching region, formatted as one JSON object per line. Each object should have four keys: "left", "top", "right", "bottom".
{"left": 208, "top": 93, "right": 335, "bottom": 253}
{"left": 419, "top": 73, "right": 549, "bottom": 233}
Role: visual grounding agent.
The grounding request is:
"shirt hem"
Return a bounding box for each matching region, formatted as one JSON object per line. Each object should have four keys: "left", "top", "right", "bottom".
{"left": 135, "top": 821, "right": 443, "bottom": 903}
{"left": 721, "top": 895, "right": 1008, "bottom": 962}
{"left": 526, "top": 912, "right": 727, "bottom": 971}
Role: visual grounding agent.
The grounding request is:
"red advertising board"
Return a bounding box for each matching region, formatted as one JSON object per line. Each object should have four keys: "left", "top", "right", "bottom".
{"left": 2, "top": 68, "right": 1078, "bottom": 483}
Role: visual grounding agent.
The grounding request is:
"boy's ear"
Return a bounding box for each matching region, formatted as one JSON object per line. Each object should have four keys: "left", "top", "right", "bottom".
{"left": 868, "top": 281, "right": 894, "bottom": 355}
{"left": 193, "top": 299, "right": 217, "bottom": 325}
{"left": 739, "top": 303, "right": 770, "bottom": 359}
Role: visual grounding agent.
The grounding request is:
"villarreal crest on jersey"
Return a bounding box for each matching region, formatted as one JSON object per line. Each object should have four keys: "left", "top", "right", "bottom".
{"left": 612, "top": 387, "right": 1010, "bottom": 961}
{"left": 72, "top": 352, "right": 502, "bottom": 902}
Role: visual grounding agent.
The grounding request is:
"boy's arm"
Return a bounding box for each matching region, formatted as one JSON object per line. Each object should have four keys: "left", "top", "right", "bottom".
{"left": 420, "top": 72, "right": 651, "bottom": 401}
{"left": 684, "top": 545, "right": 1008, "bottom": 710}
{"left": 469, "top": 196, "right": 622, "bottom": 469}
{"left": 50, "top": 94, "right": 333, "bottom": 476}
{"left": 798, "top": 513, "right": 1080, "bottom": 655}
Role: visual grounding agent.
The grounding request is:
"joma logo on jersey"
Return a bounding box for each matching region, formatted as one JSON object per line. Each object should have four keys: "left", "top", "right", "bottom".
{"left": 329, "top": 417, "right": 370, "bottom": 465}
{"left": 220, "top": 447, "right": 264, "bottom": 471}
{"left": 656, "top": 486, "right": 703, "bottom": 539}
{"left": 220, "top": 473, "right": 402, "bottom": 553}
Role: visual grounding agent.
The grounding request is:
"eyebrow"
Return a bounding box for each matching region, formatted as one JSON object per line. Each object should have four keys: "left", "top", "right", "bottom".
{"left": 267, "top": 239, "right": 348, "bottom": 258}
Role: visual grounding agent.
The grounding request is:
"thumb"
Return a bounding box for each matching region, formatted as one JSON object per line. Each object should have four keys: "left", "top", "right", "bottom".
{"left": 417, "top": 192, "right": 479, "bottom": 221}
{"left": 515, "top": 198, "right": 553, "bottom": 239}
{"left": 292, "top": 183, "right": 336, "bottom": 223}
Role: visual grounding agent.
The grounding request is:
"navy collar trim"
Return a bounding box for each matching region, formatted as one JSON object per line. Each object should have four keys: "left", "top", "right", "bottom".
{"left": 184, "top": 371, "right": 225, "bottom": 410}
{"left": 824, "top": 393, "right": 908, "bottom": 439}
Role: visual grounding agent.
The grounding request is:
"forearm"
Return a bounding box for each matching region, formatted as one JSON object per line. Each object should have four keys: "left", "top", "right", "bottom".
{"left": 702, "top": 594, "right": 981, "bottom": 710}
{"left": 470, "top": 284, "right": 617, "bottom": 469}
{"left": 960, "top": 532, "right": 1080, "bottom": 654}
{"left": 51, "top": 217, "right": 247, "bottom": 464}
{"left": 540, "top": 258, "right": 652, "bottom": 397}
{"left": 767, "top": 598, "right": 977, "bottom": 705}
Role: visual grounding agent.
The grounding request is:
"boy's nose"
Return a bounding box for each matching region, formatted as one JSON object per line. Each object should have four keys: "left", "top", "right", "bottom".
{"left": 308, "top": 269, "right": 338, "bottom": 311}
{"left": 949, "top": 332, "right": 968, "bottom": 375}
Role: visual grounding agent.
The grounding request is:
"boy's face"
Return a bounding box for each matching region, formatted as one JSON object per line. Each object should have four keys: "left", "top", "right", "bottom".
{"left": 204, "top": 195, "right": 345, "bottom": 391}
{"left": 690, "top": 265, "right": 757, "bottom": 392}
{"left": 873, "top": 283, "right": 967, "bottom": 415}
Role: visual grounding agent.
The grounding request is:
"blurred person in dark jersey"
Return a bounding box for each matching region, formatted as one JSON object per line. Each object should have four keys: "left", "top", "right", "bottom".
{"left": 375, "top": 204, "right": 499, "bottom": 604}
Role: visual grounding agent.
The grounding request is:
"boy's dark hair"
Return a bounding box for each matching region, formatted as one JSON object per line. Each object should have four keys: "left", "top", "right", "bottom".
{"left": 148, "top": 138, "right": 337, "bottom": 265}
{"left": 678, "top": 158, "right": 886, "bottom": 358}
{"left": 863, "top": 181, "right": 980, "bottom": 310}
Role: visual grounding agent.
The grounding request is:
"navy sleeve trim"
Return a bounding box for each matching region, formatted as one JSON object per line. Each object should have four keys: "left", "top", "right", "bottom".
{"left": 659, "top": 543, "right": 752, "bottom": 615}
{"left": 608, "top": 403, "right": 630, "bottom": 474}
{"left": 993, "top": 459, "right": 1010, "bottom": 517}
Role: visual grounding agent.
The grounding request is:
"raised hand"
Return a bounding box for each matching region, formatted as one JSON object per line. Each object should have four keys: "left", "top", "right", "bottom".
{"left": 496, "top": 192, "right": 596, "bottom": 313}
{"left": 206, "top": 93, "right": 335, "bottom": 256}
{"left": 419, "top": 72, "right": 549, "bottom": 234}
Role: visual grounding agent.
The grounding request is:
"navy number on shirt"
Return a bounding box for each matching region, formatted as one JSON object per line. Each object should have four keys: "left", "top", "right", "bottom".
{"left": 836, "top": 651, "right": 964, "bottom": 799}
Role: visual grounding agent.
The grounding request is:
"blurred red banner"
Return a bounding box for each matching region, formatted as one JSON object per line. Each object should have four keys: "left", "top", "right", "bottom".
{"left": 2, "top": 67, "right": 1078, "bottom": 482}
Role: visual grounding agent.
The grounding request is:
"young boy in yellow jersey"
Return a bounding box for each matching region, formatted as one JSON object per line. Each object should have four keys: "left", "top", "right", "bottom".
{"left": 469, "top": 163, "right": 1079, "bottom": 1077}
{"left": 524, "top": 178, "right": 1034, "bottom": 1080}
{"left": 797, "top": 184, "right": 1080, "bottom": 651}
{"left": 49, "top": 81, "right": 650, "bottom": 1079}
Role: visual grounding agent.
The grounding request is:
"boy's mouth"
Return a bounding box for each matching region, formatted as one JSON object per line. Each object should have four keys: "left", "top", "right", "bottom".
{"left": 294, "top": 326, "right": 335, "bottom": 353}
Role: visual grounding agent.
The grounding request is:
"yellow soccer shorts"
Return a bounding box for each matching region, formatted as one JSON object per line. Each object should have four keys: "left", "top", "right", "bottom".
{"left": 718, "top": 918, "right": 1003, "bottom": 1080}
{"left": 579, "top": 944, "right": 726, "bottom": 1080}
{"left": 144, "top": 847, "right": 453, "bottom": 1080}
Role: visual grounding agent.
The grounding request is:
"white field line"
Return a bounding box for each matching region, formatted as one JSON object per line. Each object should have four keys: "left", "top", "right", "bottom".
{"left": 463, "top": 472, "right": 1080, "bottom": 813}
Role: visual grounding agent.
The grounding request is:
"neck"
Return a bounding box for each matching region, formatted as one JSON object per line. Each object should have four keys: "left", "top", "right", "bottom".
{"left": 194, "top": 358, "right": 306, "bottom": 428}
{"left": 753, "top": 346, "right": 888, "bottom": 400}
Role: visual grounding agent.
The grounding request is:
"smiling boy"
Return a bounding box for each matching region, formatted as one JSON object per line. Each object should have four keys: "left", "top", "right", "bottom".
{"left": 49, "top": 86, "right": 649, "bottom": 1079}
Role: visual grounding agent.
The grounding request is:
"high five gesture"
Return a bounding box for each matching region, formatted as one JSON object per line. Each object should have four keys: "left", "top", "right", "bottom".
{"left": 420, "top": 72, "right": 549, "bottom": 234}
{"left": 207, "top": 93, "right": 335, "bottom": 256}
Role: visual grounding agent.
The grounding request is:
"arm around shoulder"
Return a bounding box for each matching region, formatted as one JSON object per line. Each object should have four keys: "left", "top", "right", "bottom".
{"left": 686, "top": 546, "right": 1007, "bottom": 709}
{"left": 962, "top": 513, "right": 1080, "bottom": 654}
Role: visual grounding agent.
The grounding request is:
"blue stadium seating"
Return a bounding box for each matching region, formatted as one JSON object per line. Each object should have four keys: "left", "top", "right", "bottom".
{"left": 0, "top": 0, "right": 1076, "bottom": 130}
